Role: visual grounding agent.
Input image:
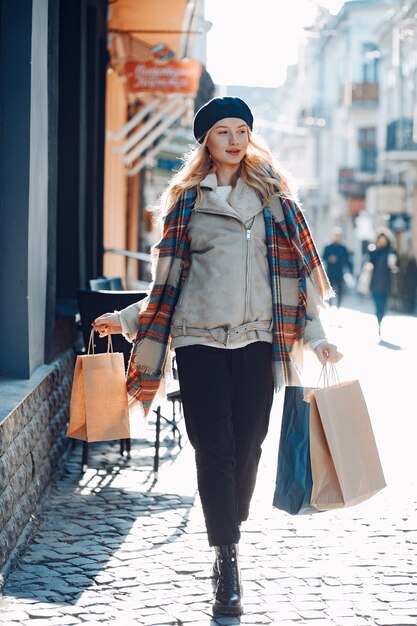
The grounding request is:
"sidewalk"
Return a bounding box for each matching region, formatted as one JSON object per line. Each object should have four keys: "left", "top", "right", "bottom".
{"left": 1, "top": 298, "right": 417, "bottom": 626}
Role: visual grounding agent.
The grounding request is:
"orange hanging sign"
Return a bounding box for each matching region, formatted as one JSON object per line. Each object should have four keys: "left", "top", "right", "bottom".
{"left": 124, "top": 59, "right": 202, "bottom": 95}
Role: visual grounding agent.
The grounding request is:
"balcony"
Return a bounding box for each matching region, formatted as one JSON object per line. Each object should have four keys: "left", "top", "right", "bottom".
{"left": 386, "top": 119, "right": 417, "bottom": 152}
{"left": 339, "top": 168, "right": 370, "bottom": 198}
{"left": 341, "top": 83, "right": 378, "bottom": 108}
{"left": 298, "top": 106, "right": 329, "bottom": 128}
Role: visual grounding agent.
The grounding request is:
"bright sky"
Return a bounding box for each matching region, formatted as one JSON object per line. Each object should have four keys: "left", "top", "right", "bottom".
{"left": 205, "top": 0, "right": 345, "bottom": 88}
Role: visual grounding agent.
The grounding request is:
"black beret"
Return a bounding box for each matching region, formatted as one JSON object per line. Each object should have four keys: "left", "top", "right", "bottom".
{"left": 193, "top": 97, "right": 254, "bottom": 143}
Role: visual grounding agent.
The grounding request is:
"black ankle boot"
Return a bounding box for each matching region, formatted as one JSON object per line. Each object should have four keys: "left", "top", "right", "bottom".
{"left": 211, "top": 557, "right": 219, "bottom": 580}
{"left": 212, "top": 524, "right": 242, "bottom": 580}
{"left": 212, "top": 544, "right": 243, "bottom": 616}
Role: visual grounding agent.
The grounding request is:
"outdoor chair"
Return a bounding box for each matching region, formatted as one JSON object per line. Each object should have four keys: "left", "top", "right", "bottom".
{"left": 153, "top": 361, "right": 183, "bottom": 479}
{"left": 76, "top": 288, "right": 183, "bottom": 477}
{"left": 89, "top": 277, "right": 112, "bottom": 290}
{"left": 89, "top": 276, "right": 124, "bottom": 290}
{"left": 76, "top": 288, "right": 146, "bottom": 471}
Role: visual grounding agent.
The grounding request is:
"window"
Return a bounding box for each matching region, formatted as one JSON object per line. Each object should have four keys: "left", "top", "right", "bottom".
{"left": 358, "top": 128, "right": 376, "bottom": 145}
{"left": 362, "top": 43, "right": 379, "bottom": 83}
{"left": 358, "top": 128, "right": 377, "bottom": 172}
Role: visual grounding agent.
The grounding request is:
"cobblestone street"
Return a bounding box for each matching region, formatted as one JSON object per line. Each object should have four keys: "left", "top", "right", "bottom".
{"left": 1, "top": 297, "right": 417, "bottom": 626}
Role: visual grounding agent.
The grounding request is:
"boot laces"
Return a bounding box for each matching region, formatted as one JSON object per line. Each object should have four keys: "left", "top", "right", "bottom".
{"left": 218, "top": 552, "right": 239, "bottom": 593}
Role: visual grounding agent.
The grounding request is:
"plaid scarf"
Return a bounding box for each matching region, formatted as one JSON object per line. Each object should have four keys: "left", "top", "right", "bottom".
{"left": 126, "top": 188, "right": 331, "bottom": 416}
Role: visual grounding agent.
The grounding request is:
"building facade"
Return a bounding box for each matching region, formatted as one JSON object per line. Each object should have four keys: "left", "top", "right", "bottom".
{"left": 0, "top": 0, "right": 210, "bottom": 572}
{"left": 103, "top": 0, "right": 213, "bottom": 283}
{"left": 0, "top": 0, "right": 109, "bottom": 572}
{"left": 376, "top": 1, "right": 417, "bottom": 259}
{"left": 272, "top": 1, "right": 405, "bottom": 273}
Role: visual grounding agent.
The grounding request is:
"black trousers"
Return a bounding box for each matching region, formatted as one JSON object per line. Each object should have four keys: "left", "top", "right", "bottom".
{"left": 372, "top": 292, "right": 388, "bottom": 325}
{"left": 329, "top": 278, "right": 344, "bottom": 308}
{"left": 175, "top": 342, "right": 274, "bottom": 547}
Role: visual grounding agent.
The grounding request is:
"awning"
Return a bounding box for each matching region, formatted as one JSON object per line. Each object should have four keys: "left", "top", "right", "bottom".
{"left": 107, "top": 94, "right": 191, "bottom": 176}
{"left": 107, "top": 1, "right": 208, "bottom": 176}
{"left": 108, "top": 0, "right": 198, "bottom": 59}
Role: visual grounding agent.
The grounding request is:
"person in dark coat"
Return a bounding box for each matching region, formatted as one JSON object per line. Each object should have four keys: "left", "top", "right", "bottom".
{"left": 322, "top": 227, "right": 353, "bottom": 308}
{"left": 404, "top": 257, "right": 417, "bottom": 314}
{"left": 369, "top": 230, "right": 397, "bottom": 336}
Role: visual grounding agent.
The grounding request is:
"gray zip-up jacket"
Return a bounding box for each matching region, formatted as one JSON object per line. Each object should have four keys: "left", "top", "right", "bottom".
{"left": 119, "top": 174, "right": 327, "bottom": 353}
{"left": 171, "top": 173, "right": 273, "bottom": 349}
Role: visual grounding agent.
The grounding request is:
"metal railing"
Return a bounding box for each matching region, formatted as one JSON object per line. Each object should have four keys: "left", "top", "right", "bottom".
{"left": 104, "top": 248, "right": 151, "bottom": 290}
{"left": 386, "top": 119, "right": 417, "bottom": 151}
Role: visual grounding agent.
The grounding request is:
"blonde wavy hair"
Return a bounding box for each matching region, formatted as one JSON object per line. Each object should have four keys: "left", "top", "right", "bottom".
{"left": 159, "top": 127, "right": 298, "bottom": 216}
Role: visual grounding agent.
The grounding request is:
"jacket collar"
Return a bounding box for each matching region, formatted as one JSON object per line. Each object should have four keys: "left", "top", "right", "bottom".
{"left": 200, "top": 172, "right": 218, "bottom": 191}
{"left": 196, "top": 173, "right": 263, "bottom": 221}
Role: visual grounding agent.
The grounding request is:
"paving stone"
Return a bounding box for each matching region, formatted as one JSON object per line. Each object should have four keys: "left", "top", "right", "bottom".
{"left": 240, "top": 615, "right": 272, "bottom": 624}
{"left": 374, "top": 617, "right": 417, "bottom": 626}
{"left": 66, "top": 556, "right": 97, "bottom": 566}
{"left": 43, "top": 618, "right": 82, "bottom": 626}
{"left": 389, "top": 603, "right": 417, "bottom": 614}
{"left": 291, "top": 600, "right": 327, "bottom": 610}
{"left": 325, "top": 607, "right": 358, "bottom": 618}
{"left": 335, "top": 615, "right": 374, "bottom": 626}
{"left": 142, "top": 615, "right": 177, "bottom": 625}
{"left": 264, "top": 609, "right": 301, "bottom": 620}
{"left": 78, "top": 604, "right": 116, "bottom": 615}
{"left": 296, "top": 610, "right": 330, "bottom": 620}
{"left": 56, "top": 606, "right": 86, "bottom": 616}
{"left": 19, "top": 564, "right": 62, "bottom": 577}
{"left": 22, "top": 621, "right": 58, "bottom": 626}
{"left": 0, "top": 611, "right": 30, "bottom": 623}
{"left": 2, "top": 369, "right": 417, "bottom": 626}
{"left": 180, "top": 623, "right": 213, "bottom": 626}
{"left": 298, "top": 617, "right": 337, "bottom": 626}
{"left": 26, "top": 608, "right": 63, "bottom": 618}
{"left": 263, "top": 616, "right": 302, "bottom": 624}
{"left": 69, "top": 614, "right": 106, "bottom": 626}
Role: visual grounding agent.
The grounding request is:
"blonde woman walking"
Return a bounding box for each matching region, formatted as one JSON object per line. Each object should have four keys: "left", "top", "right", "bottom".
{"left": 93, "top": 97, "right": 342, "bottom": 617}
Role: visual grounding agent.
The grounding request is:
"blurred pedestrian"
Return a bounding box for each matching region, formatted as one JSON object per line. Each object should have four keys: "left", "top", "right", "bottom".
{"left": 368, "top": 229, "right": 397, "bottom": 337}
{"left": 92, "top": 97, "right": 342, "bottom": 617}
{"left": 322, "top": 227, "right": 353, "bottom": 308}
{"left": 404, "top": 257, "right": 417, "bottom": 314}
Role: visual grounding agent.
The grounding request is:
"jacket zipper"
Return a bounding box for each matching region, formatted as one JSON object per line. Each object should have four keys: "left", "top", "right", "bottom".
{"left": 244, "top": 220, "right": 255, "bottom": 324}
{"left": 194, "top": 206, "right": 257, "bottom": 327}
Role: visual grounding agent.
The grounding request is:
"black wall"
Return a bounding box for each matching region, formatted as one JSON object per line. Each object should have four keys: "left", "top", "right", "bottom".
{"left": 0, "top": 0, "right": 43, "bottom": 378}
{"left": 0, "top": 0, "right": 108, "bottom": 378}
{"left": 56, "top": 0, "right": 107, "bottom": 300}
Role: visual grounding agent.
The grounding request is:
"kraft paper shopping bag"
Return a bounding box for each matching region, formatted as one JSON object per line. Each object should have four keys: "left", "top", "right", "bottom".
{"left": 310, "top": 378, "right": 386, "bottom": 510}
{"left": 67, "top": 332, "right": 130, "bottom": 442}
{"left": 309, "top": 392, "right": 344, "bottom": 509}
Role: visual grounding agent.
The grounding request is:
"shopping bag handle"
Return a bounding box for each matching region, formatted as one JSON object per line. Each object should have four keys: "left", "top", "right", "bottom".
{"left": 88, "top": 329, "right": 113, "bottom": 355}
{"left": 317, "top": 361, "right": 340, "bottom": 388}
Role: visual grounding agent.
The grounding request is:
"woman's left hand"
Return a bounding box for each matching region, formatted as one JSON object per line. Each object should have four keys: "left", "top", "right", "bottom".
{"left": 314, "top": 341, "right": 343, "bottom": 365}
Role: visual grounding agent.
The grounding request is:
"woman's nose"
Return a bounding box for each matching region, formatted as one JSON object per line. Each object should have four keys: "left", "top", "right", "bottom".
{"left": 229, "top": 133, "right": 238, "bottom": 144}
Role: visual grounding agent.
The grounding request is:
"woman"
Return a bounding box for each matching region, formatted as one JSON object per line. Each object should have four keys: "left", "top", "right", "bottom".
{"left": 93, "top": 97, "right": 342, "bottom": 617}
{"left": 368, "top": 230, "right": 396, "bottom": 337}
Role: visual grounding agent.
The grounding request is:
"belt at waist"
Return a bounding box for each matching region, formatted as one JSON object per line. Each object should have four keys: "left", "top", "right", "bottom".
{"left": 170, "top": 320, "right": 273, "bottom": 347}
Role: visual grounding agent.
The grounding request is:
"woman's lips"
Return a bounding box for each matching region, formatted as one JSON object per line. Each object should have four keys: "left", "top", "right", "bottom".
{"left": 226, "top": 149, "right": 241, "bottom": 155}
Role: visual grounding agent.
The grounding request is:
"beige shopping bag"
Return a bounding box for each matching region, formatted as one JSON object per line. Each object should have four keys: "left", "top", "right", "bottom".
{"left": 67, "top": 331, "right": 130, "bottom": 442}
{"left": 310, "top": 376, "right": 386, "bottom": 511}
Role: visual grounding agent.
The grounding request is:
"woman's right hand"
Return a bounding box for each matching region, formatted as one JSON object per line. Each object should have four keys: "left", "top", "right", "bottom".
{"left": 92, "top": 312, "right": 122, "bottom": 337}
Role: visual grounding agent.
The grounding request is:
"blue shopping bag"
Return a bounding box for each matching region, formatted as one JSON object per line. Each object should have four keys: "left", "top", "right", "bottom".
{"left": 273, "top": 386, "right": 318, "bottom": 515}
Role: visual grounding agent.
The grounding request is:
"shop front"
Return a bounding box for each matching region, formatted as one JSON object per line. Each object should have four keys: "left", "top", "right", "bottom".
{"left": 0, "top": 0, "right": 212, "bottom": 572}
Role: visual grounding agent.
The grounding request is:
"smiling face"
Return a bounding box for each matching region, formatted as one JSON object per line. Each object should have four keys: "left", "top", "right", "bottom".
{"left": 206, "top": 118, "right": 249, "bottom": 172}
